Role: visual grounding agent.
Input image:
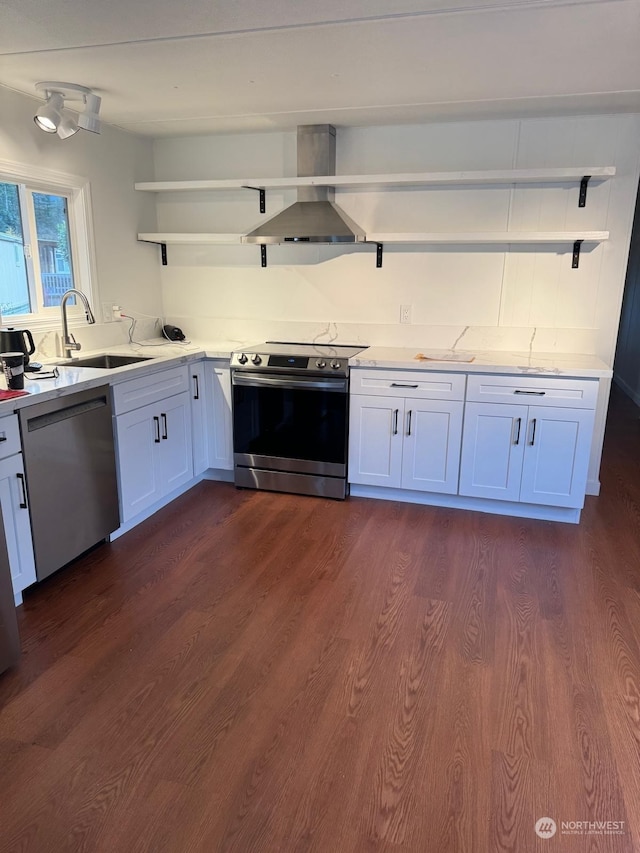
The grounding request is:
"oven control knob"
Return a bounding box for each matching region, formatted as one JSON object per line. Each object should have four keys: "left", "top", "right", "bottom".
{"left": 316, "top": 360, "right": 326, "bottom": 369}
{"left": 330, "top": 360, "right": 341, "bottom": 370}
{"left": 251, "top": 354, "right": 262, "bottom": 365}
{"left": 238, "top": 353, "right": 248, "bottom": 364}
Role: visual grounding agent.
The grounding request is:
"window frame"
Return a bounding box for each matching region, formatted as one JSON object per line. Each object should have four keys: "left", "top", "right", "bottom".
{"left": 0, "top": 157, "right": 98, "bottom": 331}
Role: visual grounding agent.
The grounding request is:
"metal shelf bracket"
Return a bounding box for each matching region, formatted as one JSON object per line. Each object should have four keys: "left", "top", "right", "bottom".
{"left": 579, "top": 176, "right": 591, "bottom": 208}
{"left": 572, "top": 239, "right": 583, "bottom": 268}
{"left": 138, "top": 239, "right": 167, "bottom": 265}
{"left": 242, "top": 186, "right": 266, "bottom": 214}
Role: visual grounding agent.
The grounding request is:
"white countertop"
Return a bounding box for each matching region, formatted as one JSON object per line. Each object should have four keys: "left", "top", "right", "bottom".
{"left": 350, "top": 346, "right": 612, "bottom": 378}
{"left": 0, "top": 339, "right": 240, "bottom": 413}
{"left": 0, "top": 339, "right": 612, "bottom": 416}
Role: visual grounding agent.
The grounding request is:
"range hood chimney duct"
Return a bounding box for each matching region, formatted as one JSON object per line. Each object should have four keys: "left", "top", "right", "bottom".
{"left": 242, "top": 125, "right": 366, "bottom": 245}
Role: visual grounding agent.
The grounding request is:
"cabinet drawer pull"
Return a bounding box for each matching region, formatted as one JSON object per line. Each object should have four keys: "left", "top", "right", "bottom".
{"left": 390, "top": 383, "right": 419, "bottom": 388}
{"left": 16, "top": 472, "right": 28, "bottom": 509}
{"left": 514, "top": 389, "right": 545, "bottom": 396}
{"left": 153, "top": 416, "right": 161, "bottom": 443}
{"left": 0, "top": 436, "right": 7, "bottom": 442}
{"left": 407, "top": 410, "right": 412, "bottom": 436}
{"left": 161, "top": 413, "right": 168, "bottom": 440}
{"left": 193, "top": 374, "right": 199, "bottom": 400}
{"left": 529, "top": 418, "right": 537, "bottom": 446}
{"left": 513, "top": 417, "right": 522, "bottom": 445}
{"left": 393, "top": 409, "right": 399, "bottom": 435}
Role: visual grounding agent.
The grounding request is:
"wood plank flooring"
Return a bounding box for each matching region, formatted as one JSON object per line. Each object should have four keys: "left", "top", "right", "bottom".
{"left": 1, "top": 386, "right": 640, "bottom": 851}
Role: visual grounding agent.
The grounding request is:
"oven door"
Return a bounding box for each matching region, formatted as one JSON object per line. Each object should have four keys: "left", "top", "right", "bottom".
{"left": 232, "top": 372, "right": 348, "bottom": 477}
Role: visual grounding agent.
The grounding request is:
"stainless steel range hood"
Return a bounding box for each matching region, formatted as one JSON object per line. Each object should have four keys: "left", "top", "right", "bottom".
{"left": 242, "top": 125, "right": 366, "bottom": 245}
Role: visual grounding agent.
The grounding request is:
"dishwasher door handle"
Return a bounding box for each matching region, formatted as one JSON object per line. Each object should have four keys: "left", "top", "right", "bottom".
{"left": 16, "top": 473, "right": 28, "bottom": 509}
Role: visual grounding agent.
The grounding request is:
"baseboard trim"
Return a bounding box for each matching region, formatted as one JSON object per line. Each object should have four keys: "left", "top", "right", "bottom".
{"left": 613, "top": 375, "right": 640, "bottom": 408}
{"left": 586, "top": 478, "right": 601, "bottom": 496}
{"left": 349, "top": 485, "right": 582, "bottom": 524}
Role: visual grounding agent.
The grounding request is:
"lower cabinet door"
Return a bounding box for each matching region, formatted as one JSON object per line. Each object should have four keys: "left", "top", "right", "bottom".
{"left": 116, "top": 402, "right": 163, "bottom": 522}
{"left": 519, "top": 406, "right": 595, "bottom": 508}
{"left": 349, "top": 395, "right": 403, "bottom": 487}
{"left": 190, "top": 363, "right": 209, "bottom": 476}
{"left": 208, "top": 362, "right": 234, "bottom": 470}
{"left": 459, "top": 402, "right": 526, "bottom": 501}
{"left": 159, "top": 392, "right": 194, "bottom": 494}
{"left": 0, "top": 454, "right": 36, "bottom": 599}
{"left": 401, "top": 399, "right": 464, "bottom": 494}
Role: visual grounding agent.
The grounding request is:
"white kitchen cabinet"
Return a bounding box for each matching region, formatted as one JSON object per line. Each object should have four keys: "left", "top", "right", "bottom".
{"left": 114, "top": 380, "right": 193, "bottom": 523}
{"left": 0, "top": 416, "right": 36, "bottom": 605}
{"left": 190, "top": 362, "right": 209, "bottom": 475}
{"left": 349, "top": 396, "right": 403, "bottom": 488}
{"left": 350, "top": 396, "right": 463, "bottom": 493}
{"left": 459, "top": 401, "right": 595, "bottom": 509}
{"left": 207, "top": 361, "right": 233, "bottom": 470}
{"left": 116, "top": 392, "right": 192, "bottom": 522}
{"left": 349, "top": 369, "right": 465, "bottom": 494}
{"left": 519, "top": 406, "right": 595, "bottom": 507}
{"left": 115, "top": 402, "right": 162, "bottom": 519}
{"left": 458, "top": 402, "right": 525, "bottom": 502}
{"left": 401, "top": 399, "right": 464, "bottom": 494}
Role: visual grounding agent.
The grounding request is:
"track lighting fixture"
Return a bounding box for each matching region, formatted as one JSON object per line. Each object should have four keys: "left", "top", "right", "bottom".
{"left": 34, "top": 82, "right": 101, "bottom": 139}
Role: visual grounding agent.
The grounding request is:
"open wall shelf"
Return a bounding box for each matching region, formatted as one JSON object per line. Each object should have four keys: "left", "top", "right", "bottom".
{"left": 137, "top": 230, "right": 609, "bottom": 269}
{"left": 135, "top": 166, "right": 615, "bottom": 193}
{"left": 137, "top": 165, "right": 614, "bottom": 268}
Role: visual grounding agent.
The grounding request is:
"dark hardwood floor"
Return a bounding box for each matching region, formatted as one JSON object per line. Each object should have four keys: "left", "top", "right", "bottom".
{"left": 1, "top": 387, "right": 640, "bottom": 852}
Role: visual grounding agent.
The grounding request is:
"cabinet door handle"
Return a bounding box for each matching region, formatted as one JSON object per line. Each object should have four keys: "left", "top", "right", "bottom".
{"left": 514, "top": 389, "right": 545, "bottom": 396}
{"left": 529, "top": 418, "right": 537, "bottom": 446}
{"left": 16, "top": 472, "right": 28, "bottom": 509}
{"left": 393, "top": 409, "right": 399, "bottom": 435}
{"left": 513, "top": 417, "right": 522, "bottom": 445}
{"left": 193, "top": 374, "right": 199, "bottom": 400}
{"left": 161, "top": 413, "right": 168, "bottom": 440}
{"left": 390, "top": 383, "right": 419, "bottom": 388}
{"left": 407, "top": 410, "right": 412, "bottom": 436}
{"left": 153, "top": 416, "right": 161, "bottom": 443}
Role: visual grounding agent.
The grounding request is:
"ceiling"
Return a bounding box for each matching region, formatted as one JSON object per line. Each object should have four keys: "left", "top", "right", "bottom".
{"left": 1, "top": 0, "right": 639, "bottom": 138}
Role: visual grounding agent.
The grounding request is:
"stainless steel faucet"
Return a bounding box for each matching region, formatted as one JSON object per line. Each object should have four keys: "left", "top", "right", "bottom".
{"left": 60, "top": 289, "right": 96, "bottom": 359}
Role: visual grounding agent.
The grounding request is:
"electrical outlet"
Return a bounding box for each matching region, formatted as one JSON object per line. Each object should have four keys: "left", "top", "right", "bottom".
{"left": 101, "top": 302, "right": 113, "bottom": 323}
{"left": 400, "top": 304, "right": 412, "bottom": 324}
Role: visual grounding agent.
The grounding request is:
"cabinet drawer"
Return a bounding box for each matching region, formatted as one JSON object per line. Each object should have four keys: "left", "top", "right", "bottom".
{"left": 465, "top": 374, "right": 598, "bottom": 409}
{"left": 350, "top": 369, "right": 466, "bottom": 401}
{"left": 0, "top": 415, "right": 21, "bottom": 459}
{"left": 112, "top": 366, "right": 190, "bottom": 415}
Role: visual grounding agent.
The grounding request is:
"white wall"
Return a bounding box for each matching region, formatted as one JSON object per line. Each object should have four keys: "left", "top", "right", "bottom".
{"left": 0, "top": 86, "right": 161, "bottom": 357}
{"left": 155, "top": 115, "right": 640, "bottom": 368}
{"left": 153, "top": 114, "right": 640, "bottom": 491}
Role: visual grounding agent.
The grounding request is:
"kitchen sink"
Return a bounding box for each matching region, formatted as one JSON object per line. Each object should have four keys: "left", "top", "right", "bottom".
{"left": 57, "top": 354, "right": 154, "bottom": 369}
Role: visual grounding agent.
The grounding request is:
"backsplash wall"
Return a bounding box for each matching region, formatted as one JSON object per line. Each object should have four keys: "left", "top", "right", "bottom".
{"left": 155, "top": 115, "right": 640, "bottom": 365}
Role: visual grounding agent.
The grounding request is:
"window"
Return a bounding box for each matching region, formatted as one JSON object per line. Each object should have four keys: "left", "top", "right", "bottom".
{"left": 0, "top": 160, "right": 95, "bottom": 327}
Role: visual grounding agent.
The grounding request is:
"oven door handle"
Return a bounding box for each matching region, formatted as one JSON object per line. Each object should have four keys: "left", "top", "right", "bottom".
{"left": 232, "top": 373, "right": 347, "bottom": 393}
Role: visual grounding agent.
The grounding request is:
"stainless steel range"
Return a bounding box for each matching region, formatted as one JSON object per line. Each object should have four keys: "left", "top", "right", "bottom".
{"left": 231, "top": 341, "right": 368, "bottom": 499}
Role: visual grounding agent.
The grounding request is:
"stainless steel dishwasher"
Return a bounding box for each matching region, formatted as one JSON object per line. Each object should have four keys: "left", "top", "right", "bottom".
{"left": 19, "top": 385, "right": 120, "bottom": 581}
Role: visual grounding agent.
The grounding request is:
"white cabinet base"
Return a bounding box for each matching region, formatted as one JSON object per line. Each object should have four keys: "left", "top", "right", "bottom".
{"left": 349, "top": 484, "right": 582, "bottom": 524}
